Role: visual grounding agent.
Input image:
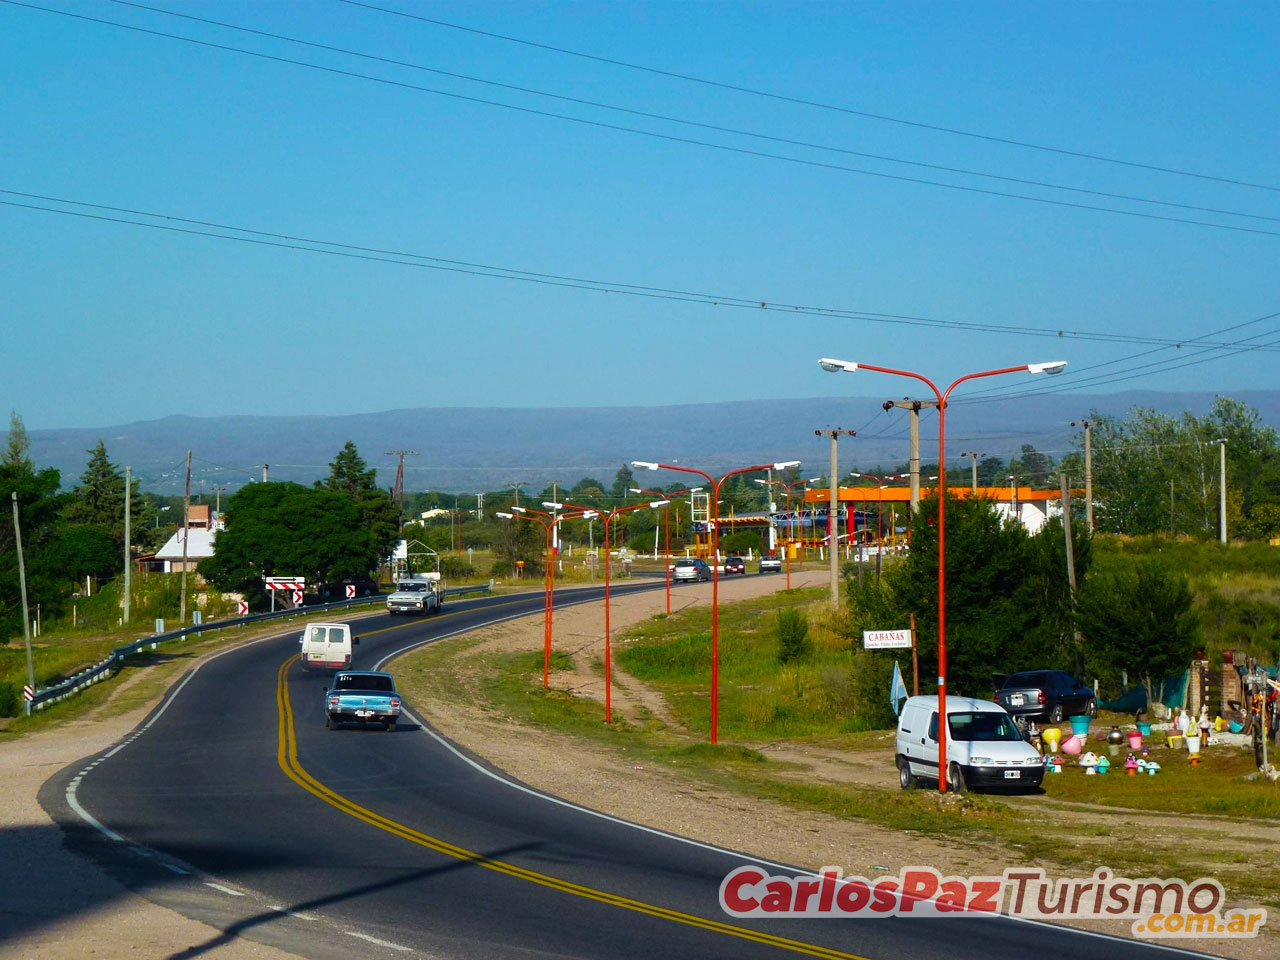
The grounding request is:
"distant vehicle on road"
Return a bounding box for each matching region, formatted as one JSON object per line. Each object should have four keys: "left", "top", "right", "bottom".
{"left": 299, "top": 622, "right": 359, "bottom": 672}
{"left": 723, "top": 556, "right": 746, "bottom": 575}
{"left": 672, "top": 558, "right": 712, "bottom": 582}
{"left": 759, "top": 554, "right": 782, "bottom": 573}
{"left": 325, "top": 671, "right": 402, "bottom": 731}
{"left": 994, "top": 670, "right": 1097, "bottom": 723}
{"left": 387, "top": 572, "right": 443, "bottom": 615}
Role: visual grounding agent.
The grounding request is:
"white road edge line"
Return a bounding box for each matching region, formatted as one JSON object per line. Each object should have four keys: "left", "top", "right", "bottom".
{"left": 269, "top": 905, "right": 317, "bottom": 920}
{"left": 204, "top": 882, "right": 245, "bottom": 897}
{"left": 378, "top": 594, "right": 1219, "bottom": 959}
{"left": 345, "top": 931, "right": 411, "bottom": 952}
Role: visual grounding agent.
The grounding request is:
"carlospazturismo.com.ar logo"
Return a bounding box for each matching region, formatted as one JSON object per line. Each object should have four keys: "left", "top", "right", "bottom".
{"left": 719, "top": 865, "right": 1265, "bottom": 939}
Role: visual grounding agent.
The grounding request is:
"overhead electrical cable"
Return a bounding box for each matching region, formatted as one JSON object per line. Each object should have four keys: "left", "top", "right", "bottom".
{"left": 8, "top": 187, "right": 1280, "bottom": 355}
{"left": 4, "top": 1, "right": 1278, "bottom": 237}
{"left": 95, "top": 0, "right": 1280, "bottom": 226}
{"left": 338, "top": 0, "right": 1280, "bottom": 195}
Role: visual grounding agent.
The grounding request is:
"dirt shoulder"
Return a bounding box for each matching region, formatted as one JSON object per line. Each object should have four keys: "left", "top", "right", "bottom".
{"left": 397, "top": 571, "right": 1277, "bottom": 960}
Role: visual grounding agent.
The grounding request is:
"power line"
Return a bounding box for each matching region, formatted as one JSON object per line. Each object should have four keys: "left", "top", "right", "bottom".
{"left": 339, "top": 0, "right": 1280, "bottom": 195}
{"left": 6, "top": 1, "right": 1278, "bottom": 238}
{"left": 8, "top": 188, "right": 1280, "bottom": 355}
{"left": 95, "top": 0, "right": 1280, "bottom": 227}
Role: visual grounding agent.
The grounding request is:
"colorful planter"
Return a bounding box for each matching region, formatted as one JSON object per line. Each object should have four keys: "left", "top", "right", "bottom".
{"left": 1069, "top": 716, "right": 1091, "bottom": 737}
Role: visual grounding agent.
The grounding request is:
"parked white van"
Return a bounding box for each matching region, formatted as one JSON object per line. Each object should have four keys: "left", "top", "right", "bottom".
{"left": 896, "top": 695, "right": 1044, "bottom": 793}
{"left": 299, "top": 622, "right": 359, "bottom": 672}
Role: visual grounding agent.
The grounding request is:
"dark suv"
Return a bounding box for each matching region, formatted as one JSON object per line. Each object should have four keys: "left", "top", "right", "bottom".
{"left": 994, "top": 670, "right": 1096, "bottom": 723}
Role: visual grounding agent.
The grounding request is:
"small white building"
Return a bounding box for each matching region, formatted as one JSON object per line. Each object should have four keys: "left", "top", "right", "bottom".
{"left": 152, "top": 504, "right": 222, "bottom": 572}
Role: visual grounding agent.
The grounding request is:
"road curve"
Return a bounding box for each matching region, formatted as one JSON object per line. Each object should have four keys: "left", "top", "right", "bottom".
{"left": 40, "top": 587, "right": 1219, "bottom": 960}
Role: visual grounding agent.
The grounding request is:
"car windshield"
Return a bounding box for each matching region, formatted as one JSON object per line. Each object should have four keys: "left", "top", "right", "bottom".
{"left": 948, "top": 712, "right": 1023, "bottom": 742}
{"left": 333, "top": 674, "right": 393, "bottom": 692}
{"left": 397, "top": 582, "right": 427, "bottom": 592}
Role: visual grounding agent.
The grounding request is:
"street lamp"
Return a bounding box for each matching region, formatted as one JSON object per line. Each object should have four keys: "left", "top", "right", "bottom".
{"left": 819, "top": 357, "right": 1065, "bottom": 792}
{"left": 629, "top": 486, "right": 702, "bottom": 614}
{"left": 754, "top": 476, "right": 820, "bottom": 590}
{"left": 546, "top": 499, "right": 668, "bottom": 724}
{"left": 631, "top": 460, "right": 801, "bottom": 744}
{"left": 497, "top": 505, "right": 589, "bottom": 688}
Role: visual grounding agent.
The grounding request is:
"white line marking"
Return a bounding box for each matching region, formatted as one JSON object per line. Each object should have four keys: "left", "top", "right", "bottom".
{"left": 378, "top": 593, "right": 1213, "bottom": 958}
{"left": 345, "top": 931, "right": 411, "bottom": 952}
{"left": 204, "top": 882, "right": 245, "bottom": 897}
{"left": 65, "top": 779, "right": 124, "bottom": 842}
{"left": 269, "top": 905, "right": 317, "bottom": 920}
{"left": 163, "top": 863, "right": 191, "bottom": 875}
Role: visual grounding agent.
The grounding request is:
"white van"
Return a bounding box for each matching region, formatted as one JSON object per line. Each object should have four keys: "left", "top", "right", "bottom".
{"left": 896, "top": 695, "right": 1044, "bottom": 793}
{"left": 299, "top": 622, "right": 359, "bottom": 672}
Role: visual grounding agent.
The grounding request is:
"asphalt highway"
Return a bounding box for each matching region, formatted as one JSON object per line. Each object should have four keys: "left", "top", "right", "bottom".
{"left": 42, "top": 586, "right": 1223, "bottom": 960}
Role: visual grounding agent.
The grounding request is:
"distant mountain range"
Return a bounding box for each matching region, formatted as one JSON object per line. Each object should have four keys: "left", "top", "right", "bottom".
{"left": 17, "top": 391, "right": 1280, "bottom": 495}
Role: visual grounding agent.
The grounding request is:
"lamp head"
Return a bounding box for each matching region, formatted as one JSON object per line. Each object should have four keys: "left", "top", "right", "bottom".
{"left": 773, "top": 460, "right": 801, "bottom": 470}
{"left": 818, "top": 358, "right": 858, "bottom": 374}
{"left": 496, "top": 512, "right": 513, "bottom": 519}
{"left": 1027, "top": 360, "right": 1068, "bottom": 376}
{"left": 648, "top": 499, "right": 671, "bottom": 509}
{"left": 628, "top": 487, "right": 644, "bottom": 494}
{"left": 631, "top": 461, "right": 660, "bottom": 471}
{"left": 542, "top": 501, "right": 564, "bottom": 510}
{"left": 510, "top": 505, "right": 527, "bottom": 513}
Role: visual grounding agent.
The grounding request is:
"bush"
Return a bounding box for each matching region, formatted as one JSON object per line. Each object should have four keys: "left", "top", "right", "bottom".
{"left": 0, "top": 681, "right": 19, "bottom": 718}
{"left": 776, "top": 609, "right": 811, "bottom": 663}
{"left": 438, "top": 555, "right": 477, "bottom": 580}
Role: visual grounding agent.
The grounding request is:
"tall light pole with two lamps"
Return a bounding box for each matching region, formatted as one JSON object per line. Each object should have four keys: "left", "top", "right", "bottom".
{"left": 631, "top": 460, "right": 800, "bottom": 744}
{"left": 818, "top": 358, "right": 1066, "bottom": 792}
{"left": 496, "top": 505, "right": 589, "bottom": 689}
{"left": 754, "top": 476, "right": 820, "bottom": 590}
{"left": 629, "top": 486, "right": 703, "bottom": 615}
{"left": 544, "top": 498, "right": 669, "bottom": 725}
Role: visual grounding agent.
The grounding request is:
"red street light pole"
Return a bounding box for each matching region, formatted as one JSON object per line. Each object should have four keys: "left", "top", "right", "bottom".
{"left": 631, "top": 460, "right": 800, "bottom": 744}
{"left": 819, "top": 358, "right": 1066, "bottom": 792}
{"left": 497, "top": 506, "right": 587, "bottom": 689}
{"left": 755, "top": 476, "right": 820, "bottom": 590}
{"left": 630, "top": 485, "right": 703, "bottom": 614}
{"left": 547, "top": 498, "right": 668, "bottom": 724}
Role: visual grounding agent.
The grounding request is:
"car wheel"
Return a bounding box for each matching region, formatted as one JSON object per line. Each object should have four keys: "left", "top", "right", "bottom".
{"left": 948, "top": 762, "right": 968, "bottom": 794}
{"left": 898, "top": 756, "right": 916, "bottom": 790}
{"left": 1087, "top": 698, "right": 1098, "bottom": 718}
{"left": 1048, "top": 703, "right": 1064, "bottom": 723}
{"left": 384, "top": 719, "right": 397, "bottom": 732}
{"left": 326, "top": 714, "right": 338, "bottom": 730}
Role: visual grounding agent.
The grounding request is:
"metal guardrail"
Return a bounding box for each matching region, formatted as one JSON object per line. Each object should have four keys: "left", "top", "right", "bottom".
{"left": 28, "top": 582, "right": 493, "bottom": 712}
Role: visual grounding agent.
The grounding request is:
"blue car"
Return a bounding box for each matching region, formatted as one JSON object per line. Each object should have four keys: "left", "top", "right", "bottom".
{"left": 325, "top": 671, "right": 403, "bottom": 731}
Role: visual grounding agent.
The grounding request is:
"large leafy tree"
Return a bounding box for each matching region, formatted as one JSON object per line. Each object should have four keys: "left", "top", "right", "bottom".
{"left": 199, "top": 482, "right": 389, "bottom": 597}
{"left": 0, "top": 457, "right": 68, "bottom": 641}
{"left": 1076, "top": 561, "right": 1198, "bottom": 708}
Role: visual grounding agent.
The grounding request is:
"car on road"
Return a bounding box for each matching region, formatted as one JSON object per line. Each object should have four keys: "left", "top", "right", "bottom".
{"left": 896, "top": 695, "right": 1044, "bottom": 793}
{"left": 672, "top": 557, "right": 712, "bottom": 582}
{"left": 723, "top": 556, "right": 746, "bottom": 575}
{"left": 759, "top": 554, "right": 782, "bottom": 573}
{"left": 325, "top": 670, "right": 403, "bottom": 731}
{"left": 994, "top": 670, "right": 1097, "bottom": 723}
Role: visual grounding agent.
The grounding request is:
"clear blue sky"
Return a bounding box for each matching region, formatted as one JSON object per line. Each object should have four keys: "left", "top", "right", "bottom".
{"left": 3, "top": 0, "right": 1278, "bottom": 430}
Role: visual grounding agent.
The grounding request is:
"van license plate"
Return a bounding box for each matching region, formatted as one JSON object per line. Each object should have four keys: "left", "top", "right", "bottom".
{"left": 1003, "top": 770, "right": 1021, "bottom": 779}
{"left": 1009, "top": 694, "right": 1024, "bottom": 706}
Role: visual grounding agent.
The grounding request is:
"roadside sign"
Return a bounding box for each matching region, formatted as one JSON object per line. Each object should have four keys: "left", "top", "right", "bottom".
{"left": 22, "top": 684, "right": 33, "bottom": 702}
{"left": 236, "top": 601, "right": 249, "bottom": 615}
{"left": 345, "top": 584, "right": 356, "bottom": 599}
{"left": 863, "top": 629, "right": 913, "bottom": 650}
{"left": 291, "top": 590, "right": 304, "bottom": 606}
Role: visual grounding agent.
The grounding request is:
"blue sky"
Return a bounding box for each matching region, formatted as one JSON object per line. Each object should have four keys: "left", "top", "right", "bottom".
{"left": 3, "top": 0, "right": 1278, "bottom": 430}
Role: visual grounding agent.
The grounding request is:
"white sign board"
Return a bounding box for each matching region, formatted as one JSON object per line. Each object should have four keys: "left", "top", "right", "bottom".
{"left": 863, "top": 629, "right": 913, "bottom": 650}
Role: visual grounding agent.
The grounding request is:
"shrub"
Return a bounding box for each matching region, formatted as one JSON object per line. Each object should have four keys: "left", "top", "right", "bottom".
{"left": 776, "top": 608, "right": 811, "bottom": 663}
{"left": 438, "top": 555, "right": 477, "bottom": 580}
{"left": 0, "top": 681, "right": 19, "bottom": 718}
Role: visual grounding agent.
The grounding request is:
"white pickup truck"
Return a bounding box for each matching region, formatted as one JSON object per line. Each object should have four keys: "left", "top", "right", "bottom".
{"left": 386, "top": 572, "right": 443, "bottom": 615}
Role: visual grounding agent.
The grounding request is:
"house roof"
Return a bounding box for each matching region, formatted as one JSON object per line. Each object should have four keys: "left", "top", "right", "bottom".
{"left": 155, "top": 527, "right": 218, "bottom": 560}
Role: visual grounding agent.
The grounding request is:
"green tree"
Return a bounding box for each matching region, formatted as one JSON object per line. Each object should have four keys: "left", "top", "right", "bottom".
{"left": 4, "top": 411, "right": 31, "bottom": 470}
{"left": 66, "top": 441, "right": 127, "bottom": 530}
{"left": 1076, "top": 561, "right": 1199, "bottom": 708}
{"left": 321, "top": 441, "right": 378, "bottom": 497}
{"left": 46, "top": 524, "right": 118, "bottom": 583}
{"left": 611, "top": 463, "right": 636, "bottom": 500}
{"left": 199, "top": 483, "right": 388, "bottom": 597}
{"left": 0, "top": 459, "right": 67, "bottom": 641}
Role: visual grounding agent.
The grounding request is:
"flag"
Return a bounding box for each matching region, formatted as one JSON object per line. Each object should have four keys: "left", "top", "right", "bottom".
{"left": 890, "top": 661, "right": 908, "bottom": 714}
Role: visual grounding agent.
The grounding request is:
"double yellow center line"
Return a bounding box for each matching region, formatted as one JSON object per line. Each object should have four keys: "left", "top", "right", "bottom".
{"left": 276, "top": 651, "right": 871, "bottom": 958}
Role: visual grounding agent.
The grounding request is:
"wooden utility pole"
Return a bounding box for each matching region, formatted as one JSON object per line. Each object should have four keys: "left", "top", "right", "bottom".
{"left": 123, "top": 465, "right": 131, "bottom": 626}
{"left": 385, "top": 450, "right": 418, "bottom": 530}
{"left": 262, "top": 463, "right": 269, "bottom": 483}
{"left": 179, "top": 450, "right": 191, "bottom": 626}
{"left": 1071, "top": 420, "right": 1094, "bottom": 531}
{"left": 212, "top": 484, "right": 227, "bottom": 513}
{"left": 12, "top": 492, "right": 35, "bottom": 716}
{"left": 1060, "top": 472, "right": 1085, "bottom": 678}
{"left": 961, "top": 452, "right": 985, "bottom": 493}
{"left": 815, "top": 429, "right": 855, "bottom": 605}
{"left": 910, "top": 612, "right": 919, "bottom": 696}
{"left": 884, "top": 399, "right": 940, "bottom": 512}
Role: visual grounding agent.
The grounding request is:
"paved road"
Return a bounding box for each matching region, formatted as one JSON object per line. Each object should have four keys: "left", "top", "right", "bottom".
{"left": 41, "top": 587, "right": 1217, "bottom": 960}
